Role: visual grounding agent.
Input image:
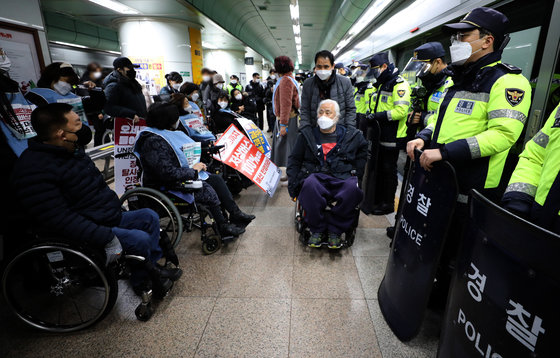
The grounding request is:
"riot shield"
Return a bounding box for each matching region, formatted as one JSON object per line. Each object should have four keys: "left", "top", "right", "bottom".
{"left": 360, "top": 119, "right": 381, "bottom": 214}
{"left": 437, "top": 190, "right": 560, "bottom": 358}
{"left": 378, "top": 150, "right": 459, "bottom": 341}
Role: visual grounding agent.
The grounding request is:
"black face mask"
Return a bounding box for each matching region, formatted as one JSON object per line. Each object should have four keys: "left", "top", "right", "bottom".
{"left": 419, "top": 70, "right": 446, "bottom": 89}
{"left": 65, "top": 125, "right": 92, "bottom": 147}
{"left": 126, "top": 68, "right": 137, "bottom": 80}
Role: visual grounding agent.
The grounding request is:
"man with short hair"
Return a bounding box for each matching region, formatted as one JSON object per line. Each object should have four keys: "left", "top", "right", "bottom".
{"left": 264, "top": 69, "right": 278, "bottom": 132}
{"left": 300, "top": 50, "right": 356, "bottom": 129}
{"left": 12, "top": 103, "right": 181, "bottom": 297}
{"left": 103, "top": 56, "right": 146, "bottom": 121}
{"left": 226, "top": 75, "right": 243, "bottom": 96}
{"left": 245, "top": 72, "right": 265, "bottom": 129}
{"left": 287, "top": 99, "right": 367, "bottom": 248}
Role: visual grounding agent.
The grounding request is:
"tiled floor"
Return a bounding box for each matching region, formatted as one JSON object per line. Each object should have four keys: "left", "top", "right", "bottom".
{"left": 0, "top": 184, "right": 440, "bottom": 358}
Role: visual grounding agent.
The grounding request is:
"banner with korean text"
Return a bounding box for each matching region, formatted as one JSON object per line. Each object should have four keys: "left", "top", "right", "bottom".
{"left": 235, "top": 116, "right": 272, "bottom": 158}
{"left": 213, "top": 124, "right": 280, "bottom": 197}
{"left": 114, "top": 117, "right": 146, "bottom": 196}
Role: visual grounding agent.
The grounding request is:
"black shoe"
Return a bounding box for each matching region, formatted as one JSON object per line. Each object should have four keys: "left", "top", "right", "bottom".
{"left": 152, "top": 278, "right": 173, "bottom": 299}
{"left": 156, "top": 265, "right": 183, "bottom": 282}
{"left": 219, "top": 223, "right": 245, "bottom": 237}
{"left": 230, "top": 210, "right": 256, "bottom": 225}
{"left": 386, "top": 226, "right": 395, "bottom": 239}
{"left": 160, "top": 231, "right": 179, "bottom": 266}
{"left": 132, "top": 281, "right": 152, "bottom": 297}
{"left": 371, "top": 203, "right": 394, "bottom": 215}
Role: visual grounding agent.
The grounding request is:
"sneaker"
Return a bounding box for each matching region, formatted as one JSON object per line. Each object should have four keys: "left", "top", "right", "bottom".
{"left": 327, "top": 232, "right": 342, "bottom": 249}
{"left": 308, "top": 232, "right": 323, "bottom": 248}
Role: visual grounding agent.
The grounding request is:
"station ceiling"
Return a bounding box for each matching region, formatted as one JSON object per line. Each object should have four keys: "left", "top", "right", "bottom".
{"left": 40, "top": 0, "right": 367, "bottom": 69}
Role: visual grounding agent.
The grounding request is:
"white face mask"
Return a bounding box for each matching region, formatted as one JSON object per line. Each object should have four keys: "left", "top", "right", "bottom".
{"left": 316, "top": 69, "right": 332, "bottom": 81}
{"left": 356, "top": 76, "right": 365, "bottom": 83}
{"left": 317, "top": 115, "right": 335, "bottom": 130}
{"left": 0, "top": 54, "right": 11, "bottom": 72}
{"left": 92, "top": 71, "right": 102, "bottom": 79}
{"left": 254, "top": 78, "right": 260, "bottom": 82}
{"left": 235, "top": 94, "right": 242, "bottom": 100}
{"left": 449, "top": 38, "right": 484, "bottom": 66}
{"left": 218, "top": 101, "right": 228, "bottom": 109}
{"left": 230, "top": 79, "right": 237, "bottom": 84}
{"left": 191, "top": 93, "right": 199, "bottom": 101}
{"left": 184, "top": 105, "right": 192, "bottom": 113}
{"left": 270, "top": 75, "right": 276, "bottom": 80}
{"left": 172, "top": 83, "right": 181, "bottom": 90}
{"left": 53, "top": 81, "right": 72, "bottom": 96}
{"left": 216, "top": 83, "right": 224, "bottom": 89}
{"left": 202, "top": 75, "right": 211, "bottom": 82}
{"left": 172, "top": 119, "right": 180, "bottom": 129}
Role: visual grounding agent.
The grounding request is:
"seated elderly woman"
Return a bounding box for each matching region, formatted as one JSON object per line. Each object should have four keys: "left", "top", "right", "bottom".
{"left": 134, "top": 102, "right": 255, "bottom": 238}
{"left": 287, "top": 99, "right": 367, "bottom": 248}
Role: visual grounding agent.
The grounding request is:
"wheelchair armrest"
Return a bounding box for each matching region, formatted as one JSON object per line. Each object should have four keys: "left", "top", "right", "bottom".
{"left": 180, "top": 180, "right": 203, "bottom": 190}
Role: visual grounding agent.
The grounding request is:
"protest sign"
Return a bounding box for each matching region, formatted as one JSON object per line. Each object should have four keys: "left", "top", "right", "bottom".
{"left": 114, "top": 117, "right": 146, "bottom": 195}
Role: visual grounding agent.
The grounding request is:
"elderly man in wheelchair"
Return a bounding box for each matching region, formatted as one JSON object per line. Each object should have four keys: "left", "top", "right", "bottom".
{"left": 288, "top": 99, "right": 367, "bottom": 249}
{"left": 10, "top": 103, "right": 182, "bottom": 300}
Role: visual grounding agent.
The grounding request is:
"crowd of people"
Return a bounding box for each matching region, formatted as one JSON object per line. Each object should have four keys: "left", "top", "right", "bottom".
{"left": 0, "top": 6, "right": 558, "bottom": 305}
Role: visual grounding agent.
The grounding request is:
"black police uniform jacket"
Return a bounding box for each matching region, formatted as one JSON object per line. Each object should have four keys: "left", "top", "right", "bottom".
{"left": 287, "top": 125, "right": 368, "bottom": 198}
{"left": 12, "top": 139, "right": 122, "bottom": 247}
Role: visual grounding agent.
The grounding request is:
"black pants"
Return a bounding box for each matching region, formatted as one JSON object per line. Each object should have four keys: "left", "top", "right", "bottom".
{"left": 256, "top": 107, "right": 264, "bottom": 130}
{"left": 88, "top": 114, "right": 105, "bottom": 147}
{"left": 375, "top": 146, "right": 399, "bottom": 205}
{"left": 266, "top": 104, "right": 276, "bottom": 131}
{"left": 206, "top": 173, "right": 238, "bottom": 215}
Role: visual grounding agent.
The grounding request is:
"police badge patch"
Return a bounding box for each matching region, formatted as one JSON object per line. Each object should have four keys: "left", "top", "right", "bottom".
{"left": 397, "top": 90, "right": 406, "bottom": 97}
{"left": 553, "top": 106, "right": 560, "bottom": 128}
{"left": 505, "top": 88, "right": 525, "bottom": 106}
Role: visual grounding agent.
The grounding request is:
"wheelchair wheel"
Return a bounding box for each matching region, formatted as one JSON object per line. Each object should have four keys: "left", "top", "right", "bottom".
{"left": 197, "top": 205, "right": 222, "bottom": 255}
{"left": 1, "top": 241, "right": 117, "bottom": 333}
{"left": 120, "top": 187, "right": 183, "bottom": 248}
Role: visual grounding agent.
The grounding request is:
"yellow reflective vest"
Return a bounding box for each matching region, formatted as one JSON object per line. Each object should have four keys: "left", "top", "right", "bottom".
{"left": 504, "top": 103, "right": 560, "bottom": 230}
{"left": 354, "top": 83, "right": 375, "bottom": 114}
{"left": 369, "top": 75, "right": 411, "bottom": 146}
{"left": 417, "top": 58, "right": 532, "bottom": 192}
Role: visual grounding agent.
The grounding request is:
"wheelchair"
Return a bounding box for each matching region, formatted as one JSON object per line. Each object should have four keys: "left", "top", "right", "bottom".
{"left": 294, "top": 198, "right": 360, "bottom": 249}
{"left": 118, "top": 150, "right": 230, "bottom": 255}
{"left": 0, "top": 226, "right": 162, "bottom": 332}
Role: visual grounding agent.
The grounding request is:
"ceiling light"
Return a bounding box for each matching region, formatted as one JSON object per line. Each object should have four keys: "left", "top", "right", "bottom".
{"left": 88, "top": 0, "right": 140, "bottom": 14}
{"left": 289, "top": 0, "right": 303, "bottom": 64}
{"left": 289, "top": 3, "right": 299, "bottom": 20}
{"left": 332, "top": 0, "right": 392, "bottom": 55}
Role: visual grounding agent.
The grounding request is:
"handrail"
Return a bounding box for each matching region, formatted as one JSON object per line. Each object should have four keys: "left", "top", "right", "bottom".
{"left": 86, "top": 142, "right": 115, "bottom": 181}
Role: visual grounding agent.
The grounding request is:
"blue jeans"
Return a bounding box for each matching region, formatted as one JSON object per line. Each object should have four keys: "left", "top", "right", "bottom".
{"left": 112, "top": 208, "right": 163, "bottom": 286}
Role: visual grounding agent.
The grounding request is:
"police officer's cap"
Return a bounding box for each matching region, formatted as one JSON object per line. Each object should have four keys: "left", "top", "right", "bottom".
{"left": 113, "top": 56, "right": 140, "bottom": 69}
{"left": 369, "top": 52, "right": 389, "bottom": 67}
{"left": 442, "top": 7, "right": 509, "bottom": 43}
{"left": 334, "top": 62, "right": 344, "bottom": 69}
{"left": 414, "top": 42, "right": 446, "bottom": 61}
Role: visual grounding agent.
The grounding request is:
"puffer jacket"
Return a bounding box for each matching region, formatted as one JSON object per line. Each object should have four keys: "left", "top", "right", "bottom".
{"left": 134, "top": 131, "right": 198, "bottom": 188}
{"left": 300, "top": 73, "right": 357, "bottom": 129}
{"left": 287, "top": 125, "right": 367, "bottom": 198}
{"left": 103, "top": 70, "right": 147, "bottom": 118}
{"left": 11, "top": 139, "right": 122, "bottom": 247}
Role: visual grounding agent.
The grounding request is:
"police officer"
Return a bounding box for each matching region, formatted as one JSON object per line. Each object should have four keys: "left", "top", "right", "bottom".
{"left": 408, "top": 42, "right": 453, "bottom": 133}
{"left": 366, "top": 52, "right": 411, "bottom": 215}
{"left": 226, "top": 75, "right": 243, "bottom": 96}
{"left": 502, "top": 102, "right": 560, "bottom": 235}
{"left": 406, "top": 7, "right": 532, "bottom": 305}
{"left": 352, "top": 62, "right": 375, "bottom": 135}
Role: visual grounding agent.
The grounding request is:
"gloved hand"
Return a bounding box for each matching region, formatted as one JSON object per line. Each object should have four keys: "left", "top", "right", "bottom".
{"left": 104, "top": 236, "right": 123, "bottom": 266}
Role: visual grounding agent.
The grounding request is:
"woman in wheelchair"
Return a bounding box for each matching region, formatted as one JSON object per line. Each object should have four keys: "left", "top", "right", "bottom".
{"left": 11, "top": 103, "right": 181, "bottom": 298}
{"left": 287, "top": 99, "right": 367, "bottom": 248}
{"left": 171, "top": 85, "right": 216, "bottom": 144}
{"left": 134, "top": 102, "right": 255, "bottom": 238}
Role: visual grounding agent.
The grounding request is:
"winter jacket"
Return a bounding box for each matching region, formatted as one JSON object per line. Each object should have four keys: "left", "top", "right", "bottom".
{"left": 273, "top": 72, "right": 300, "bottom": 125}
{"left": 245, "top": 80, "right": 265, "bottom": 109}
{"left": 11, "top": 139, "right": 122, "bottom": 247}
{"left": 103, "top": 70, "right": 147, "bottom": 119}
{"left": 134, "top": 131, "right": 198, "bottom": 188}
{"left": 287, "top": 125, "right": 367, "bottom": 198}
{"left": 300, "top": 73, "right": 356, "bottom": 129}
